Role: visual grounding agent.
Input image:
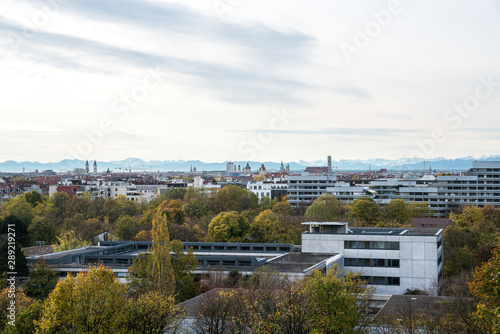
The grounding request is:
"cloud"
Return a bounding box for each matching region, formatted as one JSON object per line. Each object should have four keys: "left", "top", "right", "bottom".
{"left": 230, "top": 127, "right": 419, "bottom": 136}
{"left": 0, "top": 5, "right": 313, "bottom": 105}
{"left": 0, "top": 123, "right": 66, "bottom": 133}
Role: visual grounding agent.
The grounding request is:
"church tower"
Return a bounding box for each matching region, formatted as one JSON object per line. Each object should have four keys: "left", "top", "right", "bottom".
{"left": 93, "top": 160, "right": 97, "bottom": 173}
{"left": 85, "top": 160, "right": 89, "bottom": 174}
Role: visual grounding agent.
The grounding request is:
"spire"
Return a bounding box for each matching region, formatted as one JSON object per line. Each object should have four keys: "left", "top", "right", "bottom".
{"left": 85, "top": 160, "right": 89, "bottom": 173}
{"left": 93, "top": 160, "right": 97, "bottom": 173}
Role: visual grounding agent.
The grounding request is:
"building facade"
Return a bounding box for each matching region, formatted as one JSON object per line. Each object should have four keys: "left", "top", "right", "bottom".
{"left": 302, "top": 222, "right": 444, "bottom": 295}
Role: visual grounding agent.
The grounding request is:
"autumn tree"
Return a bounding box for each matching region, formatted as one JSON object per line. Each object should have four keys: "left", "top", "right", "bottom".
{"left": 382, "top": 199, "right": 411, "bottom": 226}
{"left": 36, "top": 265, "right": 128, "bottom": 333}
{"left": 121, "top": 291, "right": 181, "bottom": 334}
{"left": 147, "top": 210, "right": 175, "bottom": 296}
{"left": 247, "top": 209, "right": 301, "bottom": 244}
{"left": 271, "top": 199, "right": 293, "bottom": 216}
{"left": 469, "top": 245, "right": 500, "bottom": 333}
{"left": 183, "top": 186, "right": 209, "bottom": 219}
{"left": 304, "top": 193, "right": 344, "bottom": 222}
{"left": 349, "top": 197, "right": 381, "bottom": 226}
{"left": 208, "top": 211, "right": 249, "bottom": 242}
{"left": 210, "top": 185, "right": 258, "bottom": 213}
{"left": 302, "top": 267, "right": 373, "bottom": 333}
{"left": 114, "top": 215, "right": 143, "bottom": 241}
{"left": 24, "top": 258, "right": 58, "bottom": 300}
{"left": 408, "top": 201, "right": 434, "bottom": 218}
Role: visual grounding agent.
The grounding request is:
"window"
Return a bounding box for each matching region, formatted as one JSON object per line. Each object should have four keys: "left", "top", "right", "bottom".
{"left": 344, "top": 241, "right": 400, "bottom": 250}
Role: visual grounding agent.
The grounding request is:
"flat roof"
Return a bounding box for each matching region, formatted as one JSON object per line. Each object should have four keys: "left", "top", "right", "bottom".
{"left": 350, "top": 227, "right": 442, "bottom": 236}
{"left": 302, "top": 222, "right": 347, "bottom": 226}
{"left": 264, "top": 253, "right": 335, "bottom": 272}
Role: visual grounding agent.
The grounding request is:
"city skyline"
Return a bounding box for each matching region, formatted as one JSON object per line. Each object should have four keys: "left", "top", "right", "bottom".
{"left": 1, "top": 0, "right": 499, "bottom": 163}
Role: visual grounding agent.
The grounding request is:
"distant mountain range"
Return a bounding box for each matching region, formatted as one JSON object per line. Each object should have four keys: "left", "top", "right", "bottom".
{"left": 1, "top": 156, "right": 499, "bottom": 173}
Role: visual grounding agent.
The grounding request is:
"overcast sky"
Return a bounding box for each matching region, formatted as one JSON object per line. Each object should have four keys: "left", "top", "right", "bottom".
{"left": 1, "top": 0, "right": 499, "bottom": 163}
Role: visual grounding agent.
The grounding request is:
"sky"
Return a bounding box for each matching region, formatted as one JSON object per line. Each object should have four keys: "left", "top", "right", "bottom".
{"left": 1, "top": 0, "right": 499, "bottom": 163}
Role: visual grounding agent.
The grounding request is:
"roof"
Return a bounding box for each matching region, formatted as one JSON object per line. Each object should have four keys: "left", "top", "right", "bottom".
{"left": 373, "top": 295, "right": 462, "bottom": 324}
{"left": 264, "top": 253, "right": 335, "bottom": 272}
{"left": 304, "top": 167, "right": 329, "bottom": 173}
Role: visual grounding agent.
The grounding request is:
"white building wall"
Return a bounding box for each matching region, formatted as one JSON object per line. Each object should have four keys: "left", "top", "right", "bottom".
{"left": 302, "top": 225, "right": 444, "bottom": 295}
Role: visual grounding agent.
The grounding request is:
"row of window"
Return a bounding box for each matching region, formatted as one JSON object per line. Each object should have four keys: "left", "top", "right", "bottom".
{"left": 359, "top": 276, "right": 400, "bottom": 286}
{"left": 345, "top": 258, "right": 399, "bottom": 268}
{"left": 344, "top": 241, "right": 400, "bottom": 250}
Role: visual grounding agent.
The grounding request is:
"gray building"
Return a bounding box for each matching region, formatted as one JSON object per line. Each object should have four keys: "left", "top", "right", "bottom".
{"left": 302, "top": 222, "right": 444, "bottom": 295}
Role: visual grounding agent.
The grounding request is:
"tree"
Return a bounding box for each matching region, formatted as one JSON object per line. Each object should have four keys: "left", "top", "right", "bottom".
{"left": 24, "top": 258, "right": 58, "bottom": 300}
{"left": 114, "top": 215, "right": 142, "bottom": 241}
{"left": 171, "top": 240, "right": 199, "bottom": 302}
{"left": 0, "top": 196, "right": 35, "bottom": 226}
{"left": 349, "top": 197, "right": 381, "bottom": 226}
{"left": 382, "top": 199, "right": 411, "bottom": 226}
{"left": 247, "top": 209, "right": 301, "bottom": 244}
{"left": 147, "top": 210, "right": 175, "bottom": 297}
{"left": 121, "top": 291, "right": 181, "bottom": 334}
{"left": 0, "top": 287, "right": 34, "bottom": 333}
{"left": 304, "top": 194, "right": 344, "bottom": 222}
{"left": 183, "top": 187, "right": 209, "bottom": 219}
{"left": 0, "top": 215, "right": 29, "bottom": 247}
{"left": 208, "top": 211, "right": 249, "bottom": 242}
{"left": 36, "top": 265, "right": 128, "bottom": 333}
{"left": 408, "top": 201, "right": 434, "bottom": 218}
{"left": 211, "top": 185, "right": 258, "bottom": 213}
{"left": 302, "top": 267, "right": 374, "bottom": 333}
{"left": 0, "top": 238, "right": 28, "bottom": 278}
{"left": 24, "top": 190, "right": 45, "bottom": 207}
{"left": 52, "top": 230, "right": 90, "bottom": 252}
{"left": 450, "top": 205, "right": 484, "bottom": 230}
{"left": 271, "top": 200, "right": 293, "bottom": 216}
{"left": 469, "top": 245, "right": 500, "bottom": 333}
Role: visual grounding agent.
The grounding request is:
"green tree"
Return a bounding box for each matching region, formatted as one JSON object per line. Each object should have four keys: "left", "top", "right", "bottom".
{"left": 349, "top": 197, "right": 381, "bottom": 226}
{"left": 24, "top": 258, "right": 58, "bottom": 300}
{"left": 114, "top": 215, "right": 142, "bottom": 241}
{"left": 208, "top": 211, "right": 249, "bottom": 242}
{"left": 1, "top": 215, "right": 29, "bottom": 247}
{"left": 304, "top": 193, "right": 343, "bottom": 222}
{"left": 52, "top": 230, "right": 90, "bottom": 252}
{"left": 211, "top": 185, "right": 258, "bottom": 213}
{"left": 183, "top": 187, "right": 209, "bottom": 219}
{"left": 0, "top": 238, "right": 28, "bottom": 278}
{"left": 24, "top": 190, "right": 45, "bottom": 208}
{"left": 171, "top": 240, "right": 199, "bottom": 302}
{"left": 147, "top": 211, "right": 175, "bottom": 297}
{"left": 36, "top": 265, "right": 127, "bottom": 334}
{"left": 121, "top": 291, "right": 181, "bottom": 334}
{"left": 0, "top": 287, "right": 35, "bottom": 333}
{"left": 0, "top": 196, "right": 35, "bottom": 226}
{"left": 303, "top": 267, "right": 374, "bottom": 333}
{"left": 247, "top": 209, "right": 301, "bottom": 244}
{"left": 408, "top": 201, "right": 434, "bottom": 218}
{"left": 382, "top": 199, "right": 411, "bottom": 226}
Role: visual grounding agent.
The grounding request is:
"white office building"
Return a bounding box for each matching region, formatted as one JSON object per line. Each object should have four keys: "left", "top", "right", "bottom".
{"left": 288, "top": 172, "right": 337, "bottom": 207}
{"left": 302, "top": 222, "right": 444, "bottom": 295}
